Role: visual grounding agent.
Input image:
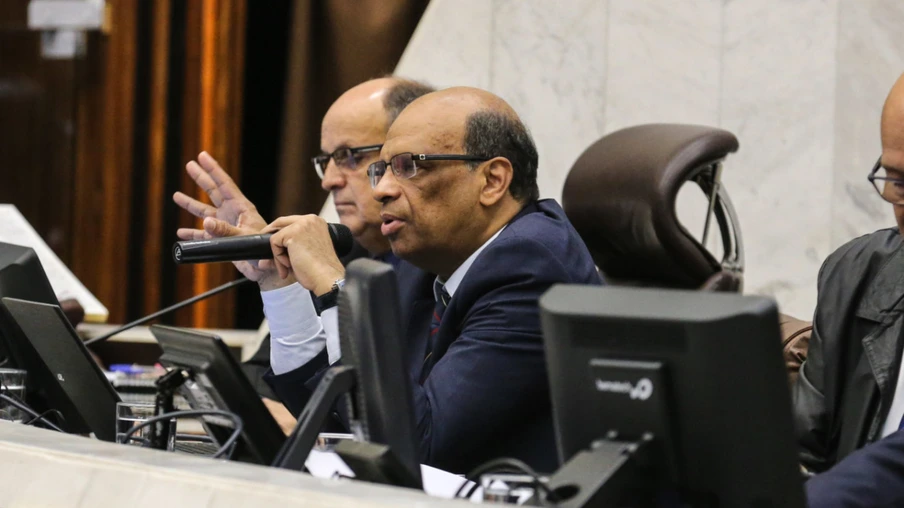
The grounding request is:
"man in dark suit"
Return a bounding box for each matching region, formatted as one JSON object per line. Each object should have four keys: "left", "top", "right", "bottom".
{"left": 260, "top": 87, "right": 602, "bottom": 473}
{"left": 794, "top": 72, "right": 904, "bottom": 473}
{"left": 806, "top": 429, "right": 904, "bottom": 507}
{"left": 172, "top": 77, "right": 433, "bottom": 431}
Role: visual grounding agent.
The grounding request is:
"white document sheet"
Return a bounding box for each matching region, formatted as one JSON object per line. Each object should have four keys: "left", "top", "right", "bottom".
{"left": 0, "top": 204, "right": 108, "bottom": 322}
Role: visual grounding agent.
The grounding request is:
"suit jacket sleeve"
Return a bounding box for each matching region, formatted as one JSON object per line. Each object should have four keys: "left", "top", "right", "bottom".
{"left": 263, "top": 349, "right": 331, "bottom": 415}
{"left": 411, "top": 236, "right": 580, "bottom": 470}
{"left": 794, "top": 258, "right": 832, "bottom": 472}
{"left": 806, "top": 430, "right": 904, "bottom": 508}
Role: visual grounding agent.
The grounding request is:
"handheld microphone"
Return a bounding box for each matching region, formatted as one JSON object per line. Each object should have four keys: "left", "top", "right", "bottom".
{"left": 172, "top": 223, "right": 354, "bottom": 264}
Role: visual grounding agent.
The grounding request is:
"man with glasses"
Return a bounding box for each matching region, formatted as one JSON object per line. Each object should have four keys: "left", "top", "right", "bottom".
{"left": 173, "top": 77, "right": 433, "bottom": 431}
{"left": 261, "top": 87, "right": 602, "bottom": 473}
{"left": 794, "top": 72, "right": 904, "bottom": 476}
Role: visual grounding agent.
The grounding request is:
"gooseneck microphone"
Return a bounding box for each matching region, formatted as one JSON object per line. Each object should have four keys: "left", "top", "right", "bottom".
{"left": 83, "top": 277, "right": 253, "bottom": 346}
{"left": 172, "top": 223, "right": 354, "bottom": 264}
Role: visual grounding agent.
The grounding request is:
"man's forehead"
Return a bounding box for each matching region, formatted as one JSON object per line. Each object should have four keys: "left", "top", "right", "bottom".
{"left": 321, "top": 108, "right": 387, "bottom": 151}
{"left": 381, "top": 125, "right": 459, "bottom": 160}
{"left": 381, "top": 107, "right": 464, "bottom": 157}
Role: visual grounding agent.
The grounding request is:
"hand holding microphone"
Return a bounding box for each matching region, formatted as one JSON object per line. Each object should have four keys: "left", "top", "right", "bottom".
{"left": 262, "top": 216, "right": 350, "bottom": 296}
{"left": 174, "top": 215, "right": 352, "bottom": 296}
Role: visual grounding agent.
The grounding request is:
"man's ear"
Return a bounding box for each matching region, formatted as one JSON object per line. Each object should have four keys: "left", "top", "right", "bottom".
{"left": 478, "top": 157, "right": 514, "bottom": 206}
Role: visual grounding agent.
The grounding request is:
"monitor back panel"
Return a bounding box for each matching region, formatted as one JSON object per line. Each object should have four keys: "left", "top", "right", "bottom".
{"left": 152, "top": 325, "right": 285, "bottom": 464}
{"left": 0, "top": 297, "right": 120, "bottom": 441}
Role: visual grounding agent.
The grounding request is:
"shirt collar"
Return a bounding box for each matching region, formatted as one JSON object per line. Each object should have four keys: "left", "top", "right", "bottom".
{"left": 434, "top": 226, "right": 506, "bottom": 301}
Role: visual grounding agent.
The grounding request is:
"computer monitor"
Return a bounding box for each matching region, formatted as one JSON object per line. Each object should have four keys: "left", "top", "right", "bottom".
{"left": 151, "top": 325, "right": 285, "bottom": 465}
{"left": 272, "top": 258, "right": 422, "bottom": 490}
{"left": 540, "top": 285, "right": 805, "bottom": 508}
{"left": 0, "top": 298, "right": 120, "bottom": 440}
{"left": 334, "top": 258, "right": 422, "bottom": 488}
{"left": 0, "top": 242, "right": 60, "bottom": 367}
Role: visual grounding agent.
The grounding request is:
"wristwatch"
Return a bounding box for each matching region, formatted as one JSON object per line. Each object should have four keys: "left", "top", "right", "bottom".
{"left": 312, "top": 278, "right": 345, "bottom": 316}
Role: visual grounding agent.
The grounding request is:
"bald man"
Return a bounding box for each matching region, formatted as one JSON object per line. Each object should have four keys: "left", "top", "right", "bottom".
{"left": 173, "top": 78, "right": 433, "bottom": 428}
{"left": 795, "top": 73, "right": 904, "bottom": 475}
{"left": 264, "top": 87, "right": 602, "bottom": 473}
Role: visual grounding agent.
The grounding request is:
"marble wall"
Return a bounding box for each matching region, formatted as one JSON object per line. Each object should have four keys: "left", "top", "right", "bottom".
{"left": 393, "top": 0, "right": 904, "bottom": 319}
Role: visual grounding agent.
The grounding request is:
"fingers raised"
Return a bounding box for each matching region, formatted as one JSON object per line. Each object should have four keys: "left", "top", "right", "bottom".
{"left": 185, "top": 160, "right": 224, "bottom": 206}
{"left": 197, "top": 151, "right": 243, "bottom": 201}
{"left": 173, "top": 191, "right": 217, "bottom": 219}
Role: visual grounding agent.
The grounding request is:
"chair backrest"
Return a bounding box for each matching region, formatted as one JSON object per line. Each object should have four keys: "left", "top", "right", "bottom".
{"left": 563, "top": 124, "right": 744, "bottom": 291}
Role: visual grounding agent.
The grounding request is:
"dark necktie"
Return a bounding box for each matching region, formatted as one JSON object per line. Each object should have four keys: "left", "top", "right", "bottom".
{"left": 426, "top": 279, "right": 450, "bottom": 363}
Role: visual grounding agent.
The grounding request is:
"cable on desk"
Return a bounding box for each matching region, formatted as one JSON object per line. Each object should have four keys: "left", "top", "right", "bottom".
{"left": 23, "top": 408, "right": 66, "bottom": 428}
{"left": 0, "top": 393, "right": 65, "bottom": 433}
{"left": 122, "top": 409, "right": 243, "bottom": 459}
{"left": 453, "top": 456, "right": 558, "bottom": 504}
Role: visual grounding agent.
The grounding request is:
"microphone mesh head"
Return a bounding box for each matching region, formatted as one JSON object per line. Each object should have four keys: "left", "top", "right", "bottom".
{"left": 329, "top": 223, "right": 354, "bottom": 257}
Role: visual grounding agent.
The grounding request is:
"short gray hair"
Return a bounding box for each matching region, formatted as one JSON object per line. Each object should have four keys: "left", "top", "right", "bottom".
{"left": 463, "top": 110, "right": 540, "bottom": 202}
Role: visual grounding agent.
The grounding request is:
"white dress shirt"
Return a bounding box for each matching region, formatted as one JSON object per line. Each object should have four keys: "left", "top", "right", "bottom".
{"left": 264, "top": 226, "right": 505, "bottom": 376}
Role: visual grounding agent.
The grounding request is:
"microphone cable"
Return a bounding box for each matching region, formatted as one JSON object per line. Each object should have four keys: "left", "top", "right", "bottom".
{"left": 121, "top": 409, "right": 243, "bottom": 460}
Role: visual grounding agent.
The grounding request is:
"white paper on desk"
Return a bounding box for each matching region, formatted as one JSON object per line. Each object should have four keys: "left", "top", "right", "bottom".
{"left": 305, "top": 449, "right": 481, "bottom": 500}
{"left": 0, "top": 204, "right": 109, "bottom": 322}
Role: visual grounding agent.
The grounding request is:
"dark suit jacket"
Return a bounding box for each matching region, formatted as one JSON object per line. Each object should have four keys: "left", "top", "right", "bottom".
{"left": 266, "top": 199, "right": 603, "bottom": 473}
{"left": 806, "top": 429, "right": 904, "bottom": 507}
{"left": 794, "top": 228, "right": 904, "bottom": 473}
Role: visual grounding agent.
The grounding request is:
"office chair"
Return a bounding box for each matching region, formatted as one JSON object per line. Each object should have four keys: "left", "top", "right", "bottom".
{"left": 562, "top": 124, "right": 811, "bottom": 382}
{"left": 562, "top": 123, "right": 743, "bottom": 292}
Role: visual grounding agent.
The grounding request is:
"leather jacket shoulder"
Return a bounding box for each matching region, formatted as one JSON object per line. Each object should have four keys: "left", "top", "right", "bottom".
{"left": 794, "top": 227, "right": 904, "bottom": 472}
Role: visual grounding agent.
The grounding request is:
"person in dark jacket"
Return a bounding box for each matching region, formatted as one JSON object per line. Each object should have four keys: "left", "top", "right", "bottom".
{"left": 173, "top": 77, "right": 434, "bottom": 431}
{"left": 794, "top": 72, "right": 904, "bottom": 473}
{"left": 260, "top": 87, "right": 603, "bottom": 473}
{"left": 806, "top": 429, "right": 904, "bottom": 508}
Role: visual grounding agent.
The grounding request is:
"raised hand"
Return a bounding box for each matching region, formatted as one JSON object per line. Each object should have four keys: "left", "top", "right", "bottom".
{"left": 173, "top": 152, "right": 289, "bottom": 288}
{"left": 173, "top": 151, "right": 267, "bottom": 240}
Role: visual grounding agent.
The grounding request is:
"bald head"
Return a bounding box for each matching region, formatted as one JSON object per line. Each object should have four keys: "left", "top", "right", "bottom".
{"left": 373, "top": 86, "right": 539, "bottom": 274}
{"left": 322, "top": 78, "right": 396, "bottom": 149}
{"left": 879, "top": 73, "right": 904, "bottom": 237}
{"left": 319, "top": 77, "right": 433, "bottom": 255}
{"left": 386, "top": 86, "right": 540, "bottom": 201}
{"left": 882, "top": 73, "right": 904, "bottom": 170}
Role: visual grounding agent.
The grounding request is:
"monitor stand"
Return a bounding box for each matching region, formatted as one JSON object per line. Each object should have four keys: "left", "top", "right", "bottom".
{"left": 545, "top": 435, "right": 661, "bottom": 508}
{"left": 271, "top": 365, "right": 420, "bottom": 489}
{"left": 272, "top": 365, "right": 358, "bottom": 471}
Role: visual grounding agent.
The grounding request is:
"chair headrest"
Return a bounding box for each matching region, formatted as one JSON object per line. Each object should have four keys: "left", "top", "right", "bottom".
{"left": 563, "top": 124, "right": 740, "bottom": 289}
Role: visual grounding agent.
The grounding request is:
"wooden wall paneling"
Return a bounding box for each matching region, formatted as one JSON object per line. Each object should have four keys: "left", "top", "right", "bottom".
{"left": 141, "top": 0, "right": 172, "bottom": 317}
{"left": 174, "top": 0, "right": 247, "bottom": 329}
{"left": 71, "top": 0, "right": 139, "bottom": 324}
{"left": 172, "top": 0, "right": 204, "bottom": 326}
{"left": 199, "top": 0, "right": 247, "bottom": 329}
{"left": 0, "top": 29, "right": 78, "bottom": 264}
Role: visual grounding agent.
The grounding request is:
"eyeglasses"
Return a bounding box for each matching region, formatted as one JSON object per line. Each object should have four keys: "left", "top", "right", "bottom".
{"left": 367, "top": 152, "right": 490, "bottom": 188}
{"left": 868, "top": 156, "right": 904, "bottom": 205}
{"left": 312, "top": 144, "right": 383, "bottom": 179}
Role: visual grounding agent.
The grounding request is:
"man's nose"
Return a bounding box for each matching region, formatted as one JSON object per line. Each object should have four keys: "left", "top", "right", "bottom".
{"left": 372, "top": 168, "right": 400, "bottom": 203}
{"left": 321, "top": 160, "right": 345, "bottom": 191}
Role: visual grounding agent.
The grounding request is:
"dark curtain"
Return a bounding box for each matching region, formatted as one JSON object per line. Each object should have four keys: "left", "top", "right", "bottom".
{"left": 0, "top": 0, "right": 428, "bottom": 330}
{"left": 275, "top": 0, "right": 429, "bottom": 218}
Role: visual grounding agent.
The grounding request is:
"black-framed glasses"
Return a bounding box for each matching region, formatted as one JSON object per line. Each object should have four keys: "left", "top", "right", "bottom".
{"left": 367, "top": 152, "right": 490, "bottom": 188}
{"left": 868, "top": 156, "right": 904, "bottom": 205}
{"left": 312, "top": 144, "right": 383, "bottom": 179}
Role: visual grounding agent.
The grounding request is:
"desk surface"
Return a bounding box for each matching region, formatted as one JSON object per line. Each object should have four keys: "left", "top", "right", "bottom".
{"left": 0, "top": 421, "right": 464, "bottom": 507}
